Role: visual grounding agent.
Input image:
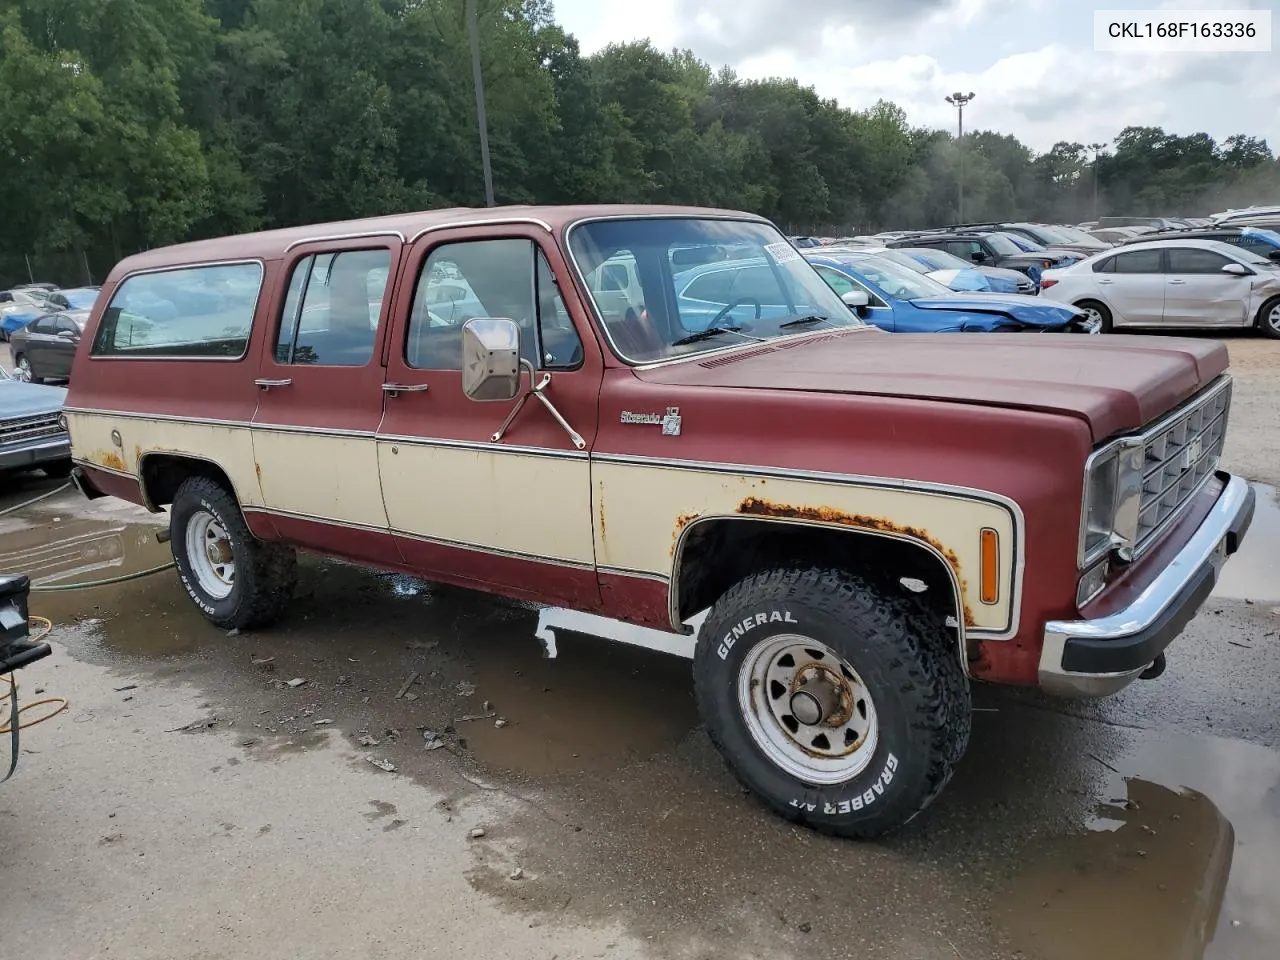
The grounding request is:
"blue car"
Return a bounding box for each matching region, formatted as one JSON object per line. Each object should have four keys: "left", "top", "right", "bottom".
{"left": 895, "top": 248, "right": 1035, "bottom": 294}
{"left": 803, "top": 251, "right": 1098, "bottom": 333}
{"left": 0, "top": 290, "right": 48, "bottom": 341}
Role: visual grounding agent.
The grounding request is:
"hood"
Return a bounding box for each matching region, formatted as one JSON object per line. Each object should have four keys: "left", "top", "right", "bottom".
{"left": 908, "top": 293, "right": 1083, "bottom": 324}
{"left": 0, "top": 379, "right": 68, "bottom": 418}
{"left": 636, "top": 331, "right": 1228, "bottom": 442}
{"left": 976, "top": 265, "right": 1031, "bottom": 283}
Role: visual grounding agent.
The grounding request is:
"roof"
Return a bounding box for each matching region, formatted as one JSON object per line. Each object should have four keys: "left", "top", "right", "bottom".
{"left": 1099, "top": 238, "right": 1253, "bottom": 257}
{"left": 112, "top": 204, "right": 766, "bottom": 275}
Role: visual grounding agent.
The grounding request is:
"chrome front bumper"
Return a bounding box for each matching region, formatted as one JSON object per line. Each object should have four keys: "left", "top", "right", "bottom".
{"left": 1038, "top": 473, "right": 1255, "bottom": 698}
{"left": 0, "top": 435, "right": 71, "bottom": 472}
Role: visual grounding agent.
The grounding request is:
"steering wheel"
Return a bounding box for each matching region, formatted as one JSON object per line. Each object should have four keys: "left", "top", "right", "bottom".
{"left": 710, "top": 297, "right": 763, "bottom": 328}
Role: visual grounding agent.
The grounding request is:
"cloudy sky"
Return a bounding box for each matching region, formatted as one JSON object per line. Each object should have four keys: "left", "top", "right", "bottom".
{"left": 552, "top": 0, "right": 1278, "bottom": 155}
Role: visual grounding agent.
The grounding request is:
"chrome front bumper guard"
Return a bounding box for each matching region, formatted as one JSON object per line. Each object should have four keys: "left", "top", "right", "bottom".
{"left": 1038, "top": 473, "right": 1256, "bottom": 698}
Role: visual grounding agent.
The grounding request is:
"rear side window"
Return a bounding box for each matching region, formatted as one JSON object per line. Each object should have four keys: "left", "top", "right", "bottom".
{"left": 91, "top": 263, "right": 263, "bottom": 358}
{"left": 274, "top": 249, "right": 391, "bottom": 366}
{"left": 1112, "top": 250, "right": 1163, "bottom": 274}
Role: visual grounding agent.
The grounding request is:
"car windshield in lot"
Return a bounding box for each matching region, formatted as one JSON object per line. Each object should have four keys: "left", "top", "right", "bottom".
{"left": 983, "top": 233, "right": 1025, "bottom": 255}
{"left": 843, "top": 255, "right": 954, "bottom": 300}
{"left": 900, "top": 247, "right": 975, "bottom": 271}
{"left": 567, "top": 217, "right": 866, "bottom": 363}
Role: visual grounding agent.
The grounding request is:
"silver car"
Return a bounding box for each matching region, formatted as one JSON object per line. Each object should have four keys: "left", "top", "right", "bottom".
{"left": 1037, "top": 239, "right": 1280, "bottom": 338}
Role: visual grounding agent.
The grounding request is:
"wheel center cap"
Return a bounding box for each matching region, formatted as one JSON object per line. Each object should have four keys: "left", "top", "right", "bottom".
{"left": 206, "top": 540, "right": 232, "bottom": 565}
{"left": 789, "top": 690, "right": 823, "bottom": 726}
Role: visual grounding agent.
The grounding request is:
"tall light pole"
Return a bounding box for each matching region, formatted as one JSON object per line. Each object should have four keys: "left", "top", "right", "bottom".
{"left": 467, "top": 0, "right": 495, "bottom": 207}
{"left": 945, "top": 92, "right": 975, "bottom": 221}
{"left": 1087, "top": 142, "right": 1107, "bottom": 220}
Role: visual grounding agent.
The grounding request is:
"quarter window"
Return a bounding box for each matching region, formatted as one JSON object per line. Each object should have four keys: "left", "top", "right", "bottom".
{"left": 275, "top": 249, "right": 390, "bottom": 366}
{"left": 405, "top": 239, "right": 582, "bottom": 372}
{"left": 91, "top": 262, "right": 263, "bottom": 358}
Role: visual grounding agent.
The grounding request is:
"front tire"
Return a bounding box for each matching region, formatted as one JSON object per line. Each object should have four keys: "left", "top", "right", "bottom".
{"left": 1257, "top": 297, "right": 1280, "bottom": 340}
{"left": 693, "top": 566, "right": 971, "bottom": 838}
{"left": 170, "top": 476, "right": 297, "bottom": 630}
{"left": 14, "top": 354, "right": 41, "bottom": 383}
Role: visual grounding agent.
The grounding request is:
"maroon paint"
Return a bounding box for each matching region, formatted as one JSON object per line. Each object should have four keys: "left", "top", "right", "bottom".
{"left": 66, "top": 205, "right": 1236, "bottom": 690}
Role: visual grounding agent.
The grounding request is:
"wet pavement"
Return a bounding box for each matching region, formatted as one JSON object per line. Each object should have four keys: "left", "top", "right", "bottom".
{"left": 0, "top": 472, "right": 1277, "bottom": 959}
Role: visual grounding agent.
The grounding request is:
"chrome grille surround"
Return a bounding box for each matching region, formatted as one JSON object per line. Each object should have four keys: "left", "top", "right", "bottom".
{"left": 0, "top": 412, "right": 65, "bottom": 446}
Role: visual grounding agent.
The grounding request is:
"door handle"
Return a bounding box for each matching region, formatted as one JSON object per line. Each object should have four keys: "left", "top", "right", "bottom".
{"left": 1167, "top": 279, "right": 1186, "bottom": 284}
{"left": 254, "top": 378, "right": 293, "bottom": 389}
{"left": 382, "top": 382, "right": 429, "bottom": 396}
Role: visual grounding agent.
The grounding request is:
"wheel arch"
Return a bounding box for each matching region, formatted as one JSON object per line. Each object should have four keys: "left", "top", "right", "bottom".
{"left": 138, "top": 452, "right": 243, "bottom": 513}
{"left": 670, "top": 515, "right": 968, "bottom": 669}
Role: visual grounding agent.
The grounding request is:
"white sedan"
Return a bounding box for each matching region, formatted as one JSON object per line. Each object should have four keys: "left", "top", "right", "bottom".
{"left": 1038, "top": 238, "right": 1280, "bottom": 338}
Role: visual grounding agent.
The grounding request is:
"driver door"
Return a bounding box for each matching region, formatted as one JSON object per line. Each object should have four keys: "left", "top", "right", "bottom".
{"left": 376, "top": 226, "right": 603, "bottom": 608}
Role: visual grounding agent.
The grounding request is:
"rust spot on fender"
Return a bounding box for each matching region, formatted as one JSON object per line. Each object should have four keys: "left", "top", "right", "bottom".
{"left": 133, "top": 444, "right": 143, "bottom": 464}
{"left": 255, "top": 461, "right": 263, "bottom": 484}
{"left": 737, "top": 496, "right": 976, "bottom": 627}
{"left": 670, "top": 512, "right": 700, "bottom": 557}
{"left": 597, "top": 496, "right": 607, "bottom": 543}
{"left": 89, "top": 450, "right": 127, "bottom": 472}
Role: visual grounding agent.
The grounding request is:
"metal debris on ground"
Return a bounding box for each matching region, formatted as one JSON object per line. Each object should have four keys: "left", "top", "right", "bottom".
{"left": 456, "top": 680, "right": 476, "bottom": 697}
{"left": 167, "top": 716, "right": 220, "bottom": 733}
{"left": 469, "top": 827, "right": 486, "bottom": 839}
{"left": 113, "top": 684, "right": 138, "bottom": 692}
{"left": 423, "top": 729, "right": 447, "bottom": 751}
{"left": 509, "top": 867, "right": 523, "bottom": 880}
{"left": 454, "top": 712, "right": 496, "bottom": 723}
{"left": 357, "top": 734, "right": 380, "bottom": 747}
{"left": 238, "top": 738, "right": 260, "bottom": 747}
{"left": 251, "top": 656, "right": 275, "bottom": 667}
{"left": 395, "top": 671, "right": 420, "bottom": 699}
{"left": 285, "top": 677, "right": 307, "bottom": 688}
{"left": 365, "top": 756, "right": 396, "bottom": 773}
{"left": 482, "top": 700, "right": 492, "bottom": 711}
{"left": 403, "top": 692, "right": 418, "bottom": 701}
{"left": 313, "top": 718, "right": 333, "bottom": 726}
{"left": 494, "top": 718, "right": 508, "bottom": 729}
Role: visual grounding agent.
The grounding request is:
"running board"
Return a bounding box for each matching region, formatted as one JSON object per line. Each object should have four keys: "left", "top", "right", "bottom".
{"left": 534, "top": 608, "right": 707, "bottom": 659}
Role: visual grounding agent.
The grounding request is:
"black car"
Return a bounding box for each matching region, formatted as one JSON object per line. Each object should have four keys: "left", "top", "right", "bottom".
{"left": 885, "top": 231, "right": 1065, "bottom": 282}
{"left": 8, "top": 309, "right": 88, "bottom": 383}
{"left": 947, "top": 221, "right": 1112, "bottom": 257}
{"left": 1119, "top": 225, "right": 1280, "bottom": 261}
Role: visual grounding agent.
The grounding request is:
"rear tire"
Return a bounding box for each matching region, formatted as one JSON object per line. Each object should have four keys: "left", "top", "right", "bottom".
{"left": 14, "top": 354, "right": 41, "bottom": 383}
{"left": 170, "top": 476, "right": 297, "bottom": 630}
{"left": 693, "top": 566, "right": 971, "bottom": 839}
{"left": 1257, "top": 297, "right": 1280, "bottom": 340}
{"left": 1075, "top": 299, "right": 1113, "bottom": 333}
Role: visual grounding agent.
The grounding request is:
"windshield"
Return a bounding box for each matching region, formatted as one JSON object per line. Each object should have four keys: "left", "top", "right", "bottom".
{"left": 1054, "top": 225, "right": 1106, "bottom": 245}
{"left": 900, "top": 247, "right": 972, "bottom": 271}
{"left": 840, "top": 256, "right": 954, "bottom": 300}
{"left": 62, "top": 289, "right": 98, "bottom": 309}
{"left": 984, "top": 233, "right": 1027, "bottom": 255}
{"left": 859, "top": 248, "right": 930, "bottom": 274}
{"left": 568, "top": 217, "right": 866, "bottom": 362}
{"left": 1021, "top": 225, "right": 1072, "bottom": 245}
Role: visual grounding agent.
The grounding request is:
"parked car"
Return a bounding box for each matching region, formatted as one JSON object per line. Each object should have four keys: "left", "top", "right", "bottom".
{"left": 951, "top": 222, "right": 1110, "bottom": 257}
{"left": 1210, "top": 205, "right": 1280, "bottom": 225}
{"left": 9, "top": 309, "right": 89, "bottom": 383}
{"left": 985, "top": 231, "right": 1085, "bottom": 265}
{"left": 0, "top": 364, "right": 71, "bottom": 478}
{"left": 1088, "top": 226, "right": 1152, "bottom": 244}
{"left": 896, "top": 247, "right": 1035, "bottom": 294}
{"left": 0, "top": 289, "right": 48, "bottom": 341}
{"left": 1119, "top": 225, "right": 1280, "bottom": 261}
{"left": 44, "top": 287, "right": 99, "bottom": 312}
{"left": 824, "top": 246, "right": 996, "bottom": 293}
{"left": 885, "top": 231, "right": 1064, "bottom": 286}
{"left": 1039, "top": 239, "right": 1280, "bottom": 337}
{"left": 63, "top": 203, "right": 1254, "bottom": 839}
{"left": 1096, "top": 216, "right": 1187, "bottom": 230}
{"left": 789, "top": 236, "right": 823, "bottom": 248}
{"left": 805, "top": 251, "right": 1097, "bottom": 332}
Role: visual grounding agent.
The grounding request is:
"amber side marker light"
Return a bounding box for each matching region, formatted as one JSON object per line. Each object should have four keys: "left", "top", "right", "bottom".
{"left": 979, "top": 527, "right": 1000, "bottom": 605}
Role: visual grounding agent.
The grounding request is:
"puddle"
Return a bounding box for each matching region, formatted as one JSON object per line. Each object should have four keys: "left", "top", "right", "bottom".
{"left": 1215, "top": 483, "right": 1280, "bottom": 603}
{"left": 995, "top": 731, "right": 1280, "bottom": 960}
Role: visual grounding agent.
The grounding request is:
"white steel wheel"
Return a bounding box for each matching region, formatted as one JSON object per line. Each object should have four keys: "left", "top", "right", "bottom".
{"left": 185, "top": 509, "right": 235, "bottom": 600}
{"left": 1266, "top": 301, "right": 1280, "bottom": 336}
{"left": 15, "top": 357, "right": 32, "bottom": 381}
{"left": 737, "top": 633, "right": 879, "bottom": 786}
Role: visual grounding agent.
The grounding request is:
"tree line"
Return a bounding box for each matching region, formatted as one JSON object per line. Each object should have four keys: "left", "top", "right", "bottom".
{"left": 2, "top": 0, "right": 1277, "bottom": 286}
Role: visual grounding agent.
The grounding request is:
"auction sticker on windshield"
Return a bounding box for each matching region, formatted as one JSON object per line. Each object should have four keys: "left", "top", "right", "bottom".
{"left": 765, "top": 242, "right": 802, "bottom": 264}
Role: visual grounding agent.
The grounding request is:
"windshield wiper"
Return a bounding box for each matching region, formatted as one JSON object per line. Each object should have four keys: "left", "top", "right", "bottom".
{"left": 670, "top": 325, "right": 765, "bottom": 346}
{"left": 778, "top": 314, "right": 835, "bottom": 329}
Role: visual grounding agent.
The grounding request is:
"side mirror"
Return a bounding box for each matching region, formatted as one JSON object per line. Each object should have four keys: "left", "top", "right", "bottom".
{"left": 970, "top": 251, "right": 988, "bottom": 263}
{"left": 1268, "top": 250, "right": 1280, "bottom": 262}
{"left": 461, "top": 317, "right": 522, "bottom": 401}
{"left": 841, "top": 289, "right": 870, "bottom": 309}
{"left": 1221, "top": 263, "right": 1251, "bottom": 277}
{"left": 57, "top": 329, "right": 78, "bottom": 340}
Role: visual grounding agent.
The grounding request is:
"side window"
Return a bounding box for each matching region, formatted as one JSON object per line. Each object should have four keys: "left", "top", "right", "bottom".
{"left": 1166, "top": 248, "right": 1235, "bottom": 274}
{"left": 728, "top": 265, "right": 790, "bottom": 306}
{"left": 814, "top": 266, "right": 856, "bottom": 296}
{"left": 944, "top": 240, "right": 980, "bottom": 258}
{"left": 1112, "top": 250, "right": 1163, "bottom": 274}
{"left": 535, "top": 252, "right": 583, "bottom": 370}
{"left": 406, "top": 238, "right": 548, "bottom": 371}
{"left": 274, "top": 248, "right": 390, "bottom": 366}
{"left": 55, "top": 316, "right": 79, "bottom": 334}
{"left": 91, "top": 262, "right": 262, "bottom": 358}
{"left": 27, "top": 315, "right": 54, "bottom": 334}
{"left": 1235, "top": 237, "right": 1272, "bottom": 257}
{"left": 1092, "top": 256, "right": 1116, "bottom": 273}
{"left": 599, "top": 263, "right": 630, "bottom": 291}
{"left": 681, "top": 271, "right": 736, "bottom": 304}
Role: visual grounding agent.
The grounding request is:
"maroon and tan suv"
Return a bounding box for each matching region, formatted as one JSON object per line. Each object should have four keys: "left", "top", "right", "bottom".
{"left": 62, "top": 204, "right": 1255, "bottom": 837}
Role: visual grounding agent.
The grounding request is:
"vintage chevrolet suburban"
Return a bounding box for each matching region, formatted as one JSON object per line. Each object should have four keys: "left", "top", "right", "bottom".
{"left": 63, "top": 205, "right": 1255, "bottom": 837}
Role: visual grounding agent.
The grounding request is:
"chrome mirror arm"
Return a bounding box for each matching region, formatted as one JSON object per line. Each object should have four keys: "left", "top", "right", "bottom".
{"left": 490, "top": 359, "right": 587, "bottom": 450}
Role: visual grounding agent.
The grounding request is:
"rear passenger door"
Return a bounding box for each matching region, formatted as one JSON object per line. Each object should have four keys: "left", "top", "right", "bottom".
{"left": 1095, "top": 249, "right": 1165, "bottom": 326}
{"left": 249, "top": 237, "right": 401, "bottom": 560}
{"left": 375, "top": 227, "right": 602, "bottom": 607}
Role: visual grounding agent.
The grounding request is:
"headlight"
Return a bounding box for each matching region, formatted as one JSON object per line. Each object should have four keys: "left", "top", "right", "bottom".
{"left": 1080, "top": 440, "right": 1145, "bottom": 568}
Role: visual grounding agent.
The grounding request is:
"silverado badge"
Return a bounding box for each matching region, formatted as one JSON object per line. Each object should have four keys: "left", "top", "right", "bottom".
{"left": 620, "top": 407, "right": 682, "bottom": 436}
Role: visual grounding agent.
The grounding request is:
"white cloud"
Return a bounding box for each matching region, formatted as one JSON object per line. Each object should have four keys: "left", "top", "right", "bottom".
{"left": 552, "top": 0, "right": 1280, "bottom": 154}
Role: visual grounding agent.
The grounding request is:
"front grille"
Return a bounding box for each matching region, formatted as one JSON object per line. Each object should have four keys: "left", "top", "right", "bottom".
{"left": 1134, "top": 378, "right": 1231, "bottom": 554}
{"left": 0, "top": 413, "right": 64, "bottom": 446}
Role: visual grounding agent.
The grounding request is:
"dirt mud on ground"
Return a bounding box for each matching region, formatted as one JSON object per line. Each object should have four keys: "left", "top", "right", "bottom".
{"left": 1, "top": 335, "right": 1279, "bottom": 958}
